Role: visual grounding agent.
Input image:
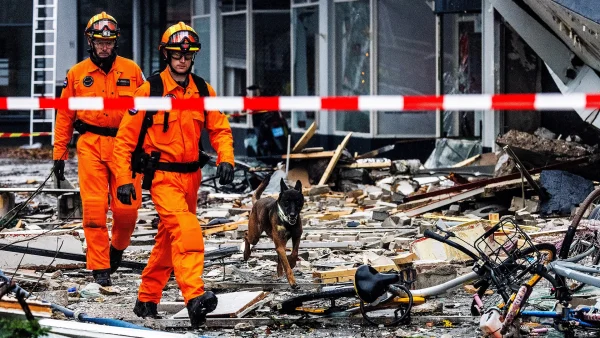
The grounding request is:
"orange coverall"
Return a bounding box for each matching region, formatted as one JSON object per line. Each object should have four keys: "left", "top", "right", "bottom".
{"left": 53, "top": 56, "right": 144, "bottom": 271}
{"left": 113, "top": 69, "right": 234, "bottom": 304}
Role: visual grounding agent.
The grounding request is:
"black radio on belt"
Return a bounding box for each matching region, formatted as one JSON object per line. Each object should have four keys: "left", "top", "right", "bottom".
{"left": 141, "top": 151, "right": 161, "bottom": 190}
{"left": 73, "top": 120, "right": 87, "bottom": 134}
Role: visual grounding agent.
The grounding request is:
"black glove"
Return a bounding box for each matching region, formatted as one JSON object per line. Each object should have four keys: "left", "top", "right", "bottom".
{"left": 216, "top": 162, "right": 234, "bottom": 185}
{"left": 117, "top": 183, "right": 137, "bottom": 205}
{"left": 53, "top": 160, "right": 65, "bottom": 181}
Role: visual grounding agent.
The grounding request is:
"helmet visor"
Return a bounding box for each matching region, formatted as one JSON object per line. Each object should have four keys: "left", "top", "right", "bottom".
{"left": 165, "top": 31, "right": 201, "bottom": 51}
{"left": 91, "top": 19, "right": 117, "bottom": 31}
{"left": 88, "top": 19, "right": 118, "bottom": 38}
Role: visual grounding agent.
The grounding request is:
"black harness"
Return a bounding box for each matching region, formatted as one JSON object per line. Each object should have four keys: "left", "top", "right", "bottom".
{"left": 131, "top": 73, "right": 211, "bottom": 189}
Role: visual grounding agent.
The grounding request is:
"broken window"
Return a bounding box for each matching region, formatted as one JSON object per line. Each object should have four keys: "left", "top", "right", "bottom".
{"left": 441, "top": 13, "right": 482, "bottom": 138}
{"left": 254, "top": 12, "right": 291, "bottom": 126}
{"left": 376, "top": 0, "right": 436, "bottom": 136}
{"left": 223, "top": 13, "right": 247, "bottom": 125}
{"left": 292, "top": 4, "right": 318, "bottom": 130}
{"left": 334, "top": 0, "right": 371, "bottom": 134}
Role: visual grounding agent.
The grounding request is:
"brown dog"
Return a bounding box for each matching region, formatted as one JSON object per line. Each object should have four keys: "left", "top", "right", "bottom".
{"left": 244, "top": 174, "right": 304, "bottom": 288}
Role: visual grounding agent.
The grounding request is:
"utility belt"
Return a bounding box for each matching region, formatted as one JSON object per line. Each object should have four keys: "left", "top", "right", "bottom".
{"left": 132, "top": 150, "right": 210, "bottom": 190}
{"left": 73, "top": 120, "right": 118, "bottom": 137}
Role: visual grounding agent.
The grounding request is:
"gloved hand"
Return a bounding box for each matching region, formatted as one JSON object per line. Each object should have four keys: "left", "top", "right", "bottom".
{"left": 117, "top": 184, "right": 137, "bottom": 205}
{"left": 53, "top": 160, "right": 65, "bottom": 181}
{"left": 216, "top": 162, "right": 234, "bottom": 185}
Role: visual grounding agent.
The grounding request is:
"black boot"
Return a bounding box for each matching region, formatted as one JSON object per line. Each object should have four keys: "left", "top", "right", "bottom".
{"left": 186, "top": 291, "right": 218, "bottom": 328}
{"left": 92, "top": 268, "right": 112, "bottom": 287}
{"left": 109, "top": 245, "right": 124, "bottom": 274}
{"left": 133, "top": 299, "right": 159, "bottom": 318}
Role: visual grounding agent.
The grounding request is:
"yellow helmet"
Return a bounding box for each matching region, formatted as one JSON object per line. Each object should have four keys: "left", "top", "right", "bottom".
{"left": 85, "top": 12, "right": 119, "bottom": 39}
{"left": 159, "top": 22, "right": 201, "bottom": 52}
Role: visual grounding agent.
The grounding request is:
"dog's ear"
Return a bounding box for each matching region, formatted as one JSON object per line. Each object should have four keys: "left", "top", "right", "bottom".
{"left": 294, "top": 180, "right": 302, "bottom": 192}
{"left": 280, "top": 178, "right": 288, "bottom": 193}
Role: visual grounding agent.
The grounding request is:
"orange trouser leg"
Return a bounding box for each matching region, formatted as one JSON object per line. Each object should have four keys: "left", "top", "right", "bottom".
{"left": 108, "top": 161, "right": 142, "bottom": 250}
{"left": 138, "top": 221, "right": 173, "bottom": 303}
{"left": 147, "top": 171, "right": 204, "bottom": 304}
{"left": 78, "top": 144, "right": 110, "bottom": 271}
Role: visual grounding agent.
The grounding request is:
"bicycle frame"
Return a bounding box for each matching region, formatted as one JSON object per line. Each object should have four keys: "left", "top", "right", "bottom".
{"left": 550, "top": 261, "right": 600, "bottom": 288}
{"left": 520, "top": 309, "right": 597, "bottom": 328}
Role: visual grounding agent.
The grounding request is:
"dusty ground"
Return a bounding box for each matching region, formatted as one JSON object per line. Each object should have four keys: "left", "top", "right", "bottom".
{"left": 0, "top": 152, "right": 566, "bottom": 337}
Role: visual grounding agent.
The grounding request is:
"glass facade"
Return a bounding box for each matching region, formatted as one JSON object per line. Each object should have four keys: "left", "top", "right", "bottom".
{"left": 334, "top": 0, "right": 371, "bottom": 134}
{"left": 0, "top": 0, "right": 33, "bottom": 118}
{"left": 5, "top": 0, "right": 506, "bottom": 144}
{"left": 78, "top": 1, "right": 134, "bottom": 61}
{"left": 442, "top": 13, "right": 482, "bottom": 137}
{"left": 223, "top": 13, "right": 247, "bottom": 124}
{"left": 292, "top": 4, "right": 318, "bottom": 129}
{"left": 377, "top": 0, "right": 437, "bottom": 136}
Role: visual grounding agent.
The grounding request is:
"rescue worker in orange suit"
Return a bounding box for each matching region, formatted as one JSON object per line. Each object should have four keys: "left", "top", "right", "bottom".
{"left": 52, "top": 12, "right": 144, "bottom": 287}
{"left": 113, "top": 22, "right": 234, "bottom": 327}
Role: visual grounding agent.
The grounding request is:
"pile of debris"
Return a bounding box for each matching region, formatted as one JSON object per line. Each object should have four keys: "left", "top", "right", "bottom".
{"left": 0, "top": 126, "right": 598, "bottom": 337}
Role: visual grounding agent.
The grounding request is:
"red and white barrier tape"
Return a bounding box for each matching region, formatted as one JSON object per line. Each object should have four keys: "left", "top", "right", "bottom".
{"left": 0, "top": 132, "right": 52, "bottom": 138}
{"left": 0, "top": 94, "right": 598, "bottom": 111}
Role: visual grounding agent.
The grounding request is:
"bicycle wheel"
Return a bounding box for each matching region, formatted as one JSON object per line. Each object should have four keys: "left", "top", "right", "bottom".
{"left": 359, "top": 284, "right": 413, "bottom": 327}
{"left": 566, "top": 238, "right": 600, "bottom": 292}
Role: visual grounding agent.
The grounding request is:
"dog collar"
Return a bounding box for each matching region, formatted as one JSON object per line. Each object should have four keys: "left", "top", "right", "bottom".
{"left": 277, "top": 202, "right": 294, "bottom": 225}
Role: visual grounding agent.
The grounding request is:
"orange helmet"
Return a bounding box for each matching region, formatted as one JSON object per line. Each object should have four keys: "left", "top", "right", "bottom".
{"left": 85, "top": 12, "right": 119, "bottom": 39}
{"left": 159, "top": 22, "right": 201, "bottom": 52}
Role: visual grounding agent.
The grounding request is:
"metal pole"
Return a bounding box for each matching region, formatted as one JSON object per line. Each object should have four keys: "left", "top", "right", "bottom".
{"left": 286, "top": 134, "right": 291, "bottom": 177}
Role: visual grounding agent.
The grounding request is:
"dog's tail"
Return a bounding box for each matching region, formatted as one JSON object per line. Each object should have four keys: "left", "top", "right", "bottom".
{"left": 252, "top": 174, "right": 272, "bottom": 204}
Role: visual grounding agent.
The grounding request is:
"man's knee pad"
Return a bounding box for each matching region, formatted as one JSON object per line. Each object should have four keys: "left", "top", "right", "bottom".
{"left": 82, "top": 196, "right": 108, "bottom": 226}
{"left": 175, "top": 213, "right": 204, "bottom": 253}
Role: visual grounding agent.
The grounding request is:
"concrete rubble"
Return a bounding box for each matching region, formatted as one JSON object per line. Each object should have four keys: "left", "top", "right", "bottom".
{"left": 0, "top": 128, "right": 599, "bottom": 337}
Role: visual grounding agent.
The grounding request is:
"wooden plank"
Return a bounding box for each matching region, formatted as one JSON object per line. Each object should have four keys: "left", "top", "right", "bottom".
{"left": 356, "top": 144, "right": 396, "bottom": 159}
{"left": 0, "top": 298, "right": 52, "bottom": 318}
{"left": 452, "top": 154, "right": 481, "bottom": 168}
{"left": 422, "top": 214, "right": 479, "bottom": 222}
{"left": 282, "top": 151, "right": 335, "bottom": 160}
{"left": 292, "top": 121, "right": 317, "bottom": 153}
{"left": 391, "top": 252, "right": 417, "bottom": 265}
{"left": 318, "top": 133, "right": 353, "bottom": 185}
{"left": 338, "top": 160, "right": 392, "bottom": 169}
{"left": 202, "top": 220, "right": 246, "bottom": 236}
{"left": 398, "top": 187, "right": 485, "bottom": 217}
{"left": 236, "top": 295, "right": 273, "bottom": 318}
{"left": 313, "top": 264, "right": 398, "bottom": 280}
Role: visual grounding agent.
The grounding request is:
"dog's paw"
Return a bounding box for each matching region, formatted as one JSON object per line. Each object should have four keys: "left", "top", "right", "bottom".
{"left": 290, "top": 283, "right": 300, "bottom": 290}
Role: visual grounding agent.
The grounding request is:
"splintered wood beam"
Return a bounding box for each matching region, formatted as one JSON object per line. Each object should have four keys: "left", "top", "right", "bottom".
{"left": 451, "top": 154, "right": 481, "bottom": 168}
{"left": 202, "top": 220, "right": 247, "bottom": 236}
{"left": 338, "top": 160, "right": 391, "bottom": 169}
{"left": 318, "top": 133, "right": 352, "bottom": 185}
{"left": 281, "top": 151, "right": 335, "bottom": 159}
{"left": 292, "top": 121, "right": 317, "bottom": 153}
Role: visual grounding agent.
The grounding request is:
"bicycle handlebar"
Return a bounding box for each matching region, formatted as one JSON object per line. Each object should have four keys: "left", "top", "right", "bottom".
{"left": 423, "top": 229, "right": 480, "bottom": 261}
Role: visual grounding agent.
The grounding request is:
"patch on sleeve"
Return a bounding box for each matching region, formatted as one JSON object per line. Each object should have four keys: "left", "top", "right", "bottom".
{"left": 63, "top": 77, "right": 68, "bottom": 88}
{"left": 128, "top": 108, "right": 138, "bottom": 116}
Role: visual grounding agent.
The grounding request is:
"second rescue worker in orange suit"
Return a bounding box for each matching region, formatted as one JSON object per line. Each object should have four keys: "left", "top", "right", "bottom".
{"left": 52, "top": 12, "right": 143, "bottom": 286}
{"left": 113, "top": 22, "right": 234, "bottom": 327}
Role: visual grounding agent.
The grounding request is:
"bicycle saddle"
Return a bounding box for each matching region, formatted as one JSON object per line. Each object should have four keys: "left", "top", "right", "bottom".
{"left": 354, "top": 265, "right": 400, "bottom": 303}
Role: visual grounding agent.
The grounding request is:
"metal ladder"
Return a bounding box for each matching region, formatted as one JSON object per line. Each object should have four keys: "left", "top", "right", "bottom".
{"left": 29, "top": 0, "right": 57, "bottom": 145}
